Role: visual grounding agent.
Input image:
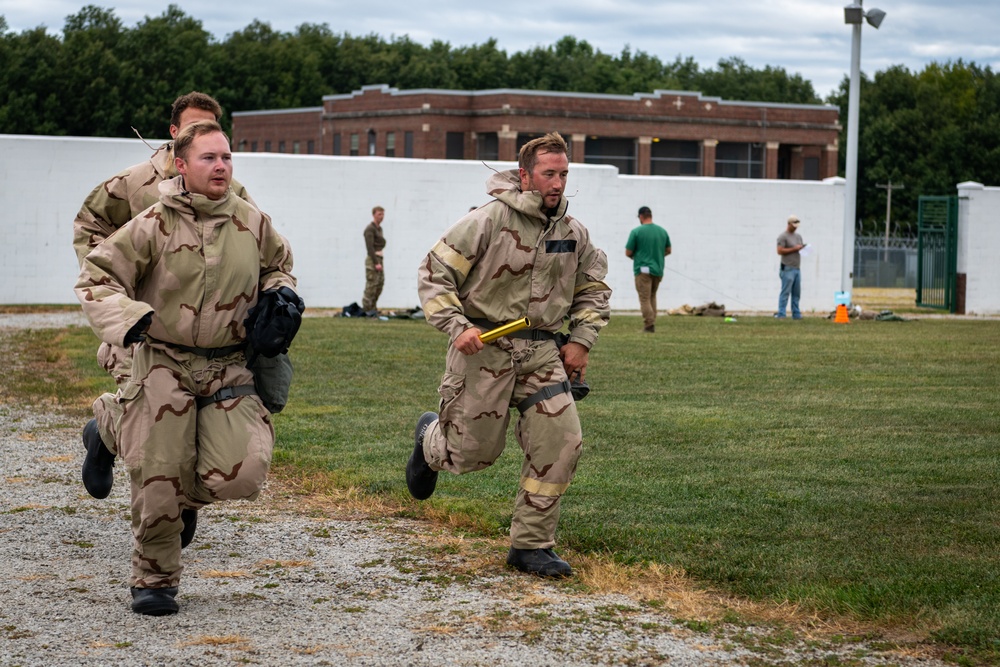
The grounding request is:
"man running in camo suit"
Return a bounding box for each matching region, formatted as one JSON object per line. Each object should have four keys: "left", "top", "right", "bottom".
{"left": 72, "top": 92, "right": 256, "bottom": 513}
{"left": 75, "top": 120, "right": 298, "bottom": 616}
{"left": 406, "top": 132, "right": 611, "bottom": 578}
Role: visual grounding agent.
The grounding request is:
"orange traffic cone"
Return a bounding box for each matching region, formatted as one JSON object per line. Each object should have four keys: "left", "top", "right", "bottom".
{"left": 834, "top": 304, "right": 850, "bottom": 324}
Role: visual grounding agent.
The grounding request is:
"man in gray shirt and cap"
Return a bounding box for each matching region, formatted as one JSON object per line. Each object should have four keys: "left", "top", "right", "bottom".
{"left": 775, "top": 215, "right": 806, "bottom": 319}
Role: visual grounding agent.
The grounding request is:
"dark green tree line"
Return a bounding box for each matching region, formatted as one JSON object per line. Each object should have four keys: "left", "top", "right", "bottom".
{"left": 3, "top": 5, "right": 998, "bottom": 232}
{"left": 829, "top": 61, "right": 1000, "bottom": 233}
{"left": 0, "top": 4, "right": 822, "bottom": 137}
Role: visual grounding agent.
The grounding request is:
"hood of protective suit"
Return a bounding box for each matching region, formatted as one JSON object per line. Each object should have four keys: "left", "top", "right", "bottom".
{"left": 158, "top": 175, "right": 235, "bottom": 221}
{"left": 487, "top": 169, "right": 568, "bottom": 223}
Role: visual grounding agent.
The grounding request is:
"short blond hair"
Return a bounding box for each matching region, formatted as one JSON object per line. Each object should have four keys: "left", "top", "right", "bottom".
{"left": 372, "top": 206, "right": 385, "bottom": 215}
{"left": 174, "top": 120, "right": 228, "bottom": 159}
{"left": 518, "top": 132, "right": 569, "bottom": 173}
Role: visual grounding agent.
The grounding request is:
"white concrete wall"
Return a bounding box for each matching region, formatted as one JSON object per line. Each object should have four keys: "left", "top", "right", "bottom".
{"left": 3, "top": 134, "right": 857, "bottom": 313}
{"left": 957, "top": 182, "right": 1000, "bottom": 315}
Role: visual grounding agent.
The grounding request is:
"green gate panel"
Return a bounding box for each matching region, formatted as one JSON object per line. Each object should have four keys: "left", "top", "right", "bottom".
{"left": 916, "top": 196, "right": 958, "bottom": 311}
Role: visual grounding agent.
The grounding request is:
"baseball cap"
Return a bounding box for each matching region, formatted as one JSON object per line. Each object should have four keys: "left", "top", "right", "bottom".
{"left": 787, "top": 215, "right": 800, "bottom": 227}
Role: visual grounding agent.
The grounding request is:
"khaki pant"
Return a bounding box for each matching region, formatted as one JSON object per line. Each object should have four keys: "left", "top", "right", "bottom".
{"left": 119, "top": 343, "right": 273, "bottom": 588}
{"left": 422, "top": 338, "right": 582, "bottom": 549}
{"left": 92, "top": 342, "right": 134, "bottom": 455}
{"left": 634, "top": 273, "right": 663, "bottom": 329}
{"left": 362, "top": 256, "right": 384, "bottom": 311}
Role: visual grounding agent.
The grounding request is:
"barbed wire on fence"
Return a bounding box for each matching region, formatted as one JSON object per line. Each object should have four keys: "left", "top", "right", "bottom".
{"left": 855, "top": 235, "right": 918, "bottom": 250}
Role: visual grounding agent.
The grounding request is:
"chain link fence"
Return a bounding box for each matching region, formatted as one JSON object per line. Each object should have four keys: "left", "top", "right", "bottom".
{"left": 854, "top": 236, "right": 918, "bottom": 288}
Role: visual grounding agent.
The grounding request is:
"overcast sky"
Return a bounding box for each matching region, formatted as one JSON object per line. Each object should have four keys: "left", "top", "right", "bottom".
{"left": 3, "top": 0, "right": 998, "bottom": 98}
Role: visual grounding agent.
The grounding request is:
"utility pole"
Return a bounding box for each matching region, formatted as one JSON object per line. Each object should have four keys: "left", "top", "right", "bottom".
{"left": 876, "top": 181, "right": 904, "bottom": 261}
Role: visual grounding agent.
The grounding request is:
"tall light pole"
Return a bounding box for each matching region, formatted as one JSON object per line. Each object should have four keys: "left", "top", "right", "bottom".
{"left": 842, "top": 2, "right": 886, "bottom": 295}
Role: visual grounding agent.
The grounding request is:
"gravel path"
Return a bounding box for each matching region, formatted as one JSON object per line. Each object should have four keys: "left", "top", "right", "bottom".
{"left": 0, "top": 313, "right": 949, "bottom": 666}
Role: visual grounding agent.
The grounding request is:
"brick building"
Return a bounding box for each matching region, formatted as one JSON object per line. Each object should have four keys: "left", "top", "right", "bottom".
{"left": 232, "top": 84, "right": 841, "bottom": 180}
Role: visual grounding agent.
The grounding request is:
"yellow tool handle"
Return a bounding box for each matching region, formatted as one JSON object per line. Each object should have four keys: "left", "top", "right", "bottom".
{"left": 478, "top": 317, "right": 531, "bottom": 343}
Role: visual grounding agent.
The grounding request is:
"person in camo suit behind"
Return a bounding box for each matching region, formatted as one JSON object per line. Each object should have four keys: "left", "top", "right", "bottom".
{"left": 406, "top": 132, "right": 611, "bottom": 578}
{"left": 73, "top": 93, "right": 257, "bottom": 542}
{"left": 362, "top": 205, "right": 386, "bottom": 316}
{"left": 75, "top": 120, "right": 299, "bottom": 616}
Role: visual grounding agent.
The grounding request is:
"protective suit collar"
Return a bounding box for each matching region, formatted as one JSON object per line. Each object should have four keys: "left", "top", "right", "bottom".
{"left": 158, "top": 175, "right": 235, "bottom": 221}
{"left": 487, "top": 169, "right": 568, "bottom": 224}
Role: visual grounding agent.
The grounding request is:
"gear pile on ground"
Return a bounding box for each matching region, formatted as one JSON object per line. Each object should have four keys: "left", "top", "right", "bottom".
{"left": 668, "top": 302, "right": 728, "bottom": 317}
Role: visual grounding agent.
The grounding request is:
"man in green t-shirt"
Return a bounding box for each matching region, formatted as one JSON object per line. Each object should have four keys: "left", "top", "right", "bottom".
{"left": 625, "top": 206, "right": 670, "bottom": 333}
{"left": 625, "top": 206, "right": 671, "bottom": 333}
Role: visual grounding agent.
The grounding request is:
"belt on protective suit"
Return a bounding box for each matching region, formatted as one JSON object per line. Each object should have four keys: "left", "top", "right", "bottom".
{"left": 516, "top": 380, "right": 572, "bottom": 413}
{"left": 155, "top": 339, "right": 247, "bottom": 359}
{"left": 196, "top": 384, "right": 257, "bottom": 409}
{"left": 468, "top": 318, "right": 557, "bottom": 341}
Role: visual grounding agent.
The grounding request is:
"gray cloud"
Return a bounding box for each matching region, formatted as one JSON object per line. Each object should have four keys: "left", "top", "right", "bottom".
{"left": 2, "top": 0, "right": 997, "bottom": 98}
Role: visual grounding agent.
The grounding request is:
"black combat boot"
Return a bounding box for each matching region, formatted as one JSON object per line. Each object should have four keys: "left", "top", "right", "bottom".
{"left": 180, "top": 509, "right": 198, "bottom": 549}
{"left": 81, "top": 419, "right": 115, "bottom": 499}
{"left": 405, "top": 412, "right": 438, "bottom": 500}
{"left": 130, "top": 587, "right": 179, "bottom": 616}
{"left": 506, "top": 547, "right": 573, "bottom": 578}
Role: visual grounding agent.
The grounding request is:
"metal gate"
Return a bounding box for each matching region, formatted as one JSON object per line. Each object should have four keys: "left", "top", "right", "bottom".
{"left": 916, "top": 196, "right": 958, "bottom": 311}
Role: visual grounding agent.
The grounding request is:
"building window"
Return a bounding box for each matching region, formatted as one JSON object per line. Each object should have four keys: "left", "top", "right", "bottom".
{"left": 803, "top": 156, "right": 820, "bottom": 180}
{"left": 333, "top": 134, "right": 342, "bottom": 156}
{"left": 446, "top": 132, "right": 465, "bottom": 159}
{"left": 650, "top": 140, "right": 700, "bottom": 176}
{"left": 350, "top": 133, "right": 359, "bottom": 156}
{"left": 777, "top": 145, "right": 791, "bottom": 179}
{"left": 515, "top": 133, "right": 543, "bottom": 153}
{"left": 516, "top": 132, "right": 570, "bottom": 157}
{"left": 386, "top": 132, "right": 395, "bottom": 157}
{"left": 278, "top": 141, "right": 286, "bottom": 153}
{"left": 237, "top": 139, "right": 247, "bottom": 152}
{"left": 477, "top": 133, "right": 499, "bottom": 161}
{"left": 264, "top": 140, "right": 272, "bottom": 152}
{"left": 584, "top": 137, "right": 636, "bottom": 175}
{"left": 404, "top": 131, "right": 414, "bottom": 158}
{"left": 715, "top": 142, "right": 763, "bottom": 178}
{"left": 367, "top": 129, "right": 377, "bottom": 156}
{"left": 307, "top": 140, "right": 315, "bottom": 154}
{"left": 292, "top": 141, "right": 301, "bottom": 154}
{"left": 251, "top": 141, "right": 258, "bottom": 152}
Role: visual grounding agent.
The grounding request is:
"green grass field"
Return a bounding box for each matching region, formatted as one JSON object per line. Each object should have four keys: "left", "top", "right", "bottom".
{"left": 10, "top": 313, "right": 1000, "bottom": 663}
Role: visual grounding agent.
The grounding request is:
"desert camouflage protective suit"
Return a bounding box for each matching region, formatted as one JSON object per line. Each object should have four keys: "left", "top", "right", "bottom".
{"left": 417, "top": 169, "right": 611, "bottom": 549}
{"left": 75, "top": 175, "right": 295, "bottom": 589}
{"left": 72, "top": 143, "right": 255, "bottom": 454}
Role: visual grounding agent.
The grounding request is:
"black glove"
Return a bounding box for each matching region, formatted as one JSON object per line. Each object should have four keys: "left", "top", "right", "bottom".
{"left": 124, "top": 312, "right": 152, "bottom": 346}
{"left": 569, "top": 374, "right": 590, "bottom": 401}
{"left": 275, "top": 286, "right": 305, "bottom": 315}
{"left": 244, "top": 287, "right": 304, "bottom": 358}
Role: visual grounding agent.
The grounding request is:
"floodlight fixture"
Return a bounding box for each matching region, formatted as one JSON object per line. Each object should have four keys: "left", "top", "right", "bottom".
{"left": 865, "top": 8, "right": 886, "bottom": 29}
{"left": 844, "top": 4, "right": 885, "bottom": 28}
{"left": 844, "top": 5, "right": 864, "bottom": 24}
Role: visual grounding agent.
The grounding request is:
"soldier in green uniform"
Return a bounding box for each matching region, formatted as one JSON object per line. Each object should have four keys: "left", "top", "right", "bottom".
{"left": 362, "top": 205, "right": 386, "bottom": 315}
{"left": 75, "top": 121, "right": 298, "bottom": 615}
{"left": 407, "top": 133, "right": 611, "bottom": 578}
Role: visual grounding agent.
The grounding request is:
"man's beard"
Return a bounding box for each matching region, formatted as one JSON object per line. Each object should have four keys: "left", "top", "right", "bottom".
{"left": 541, "top": 194, "right": 560, "bottom": 217}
